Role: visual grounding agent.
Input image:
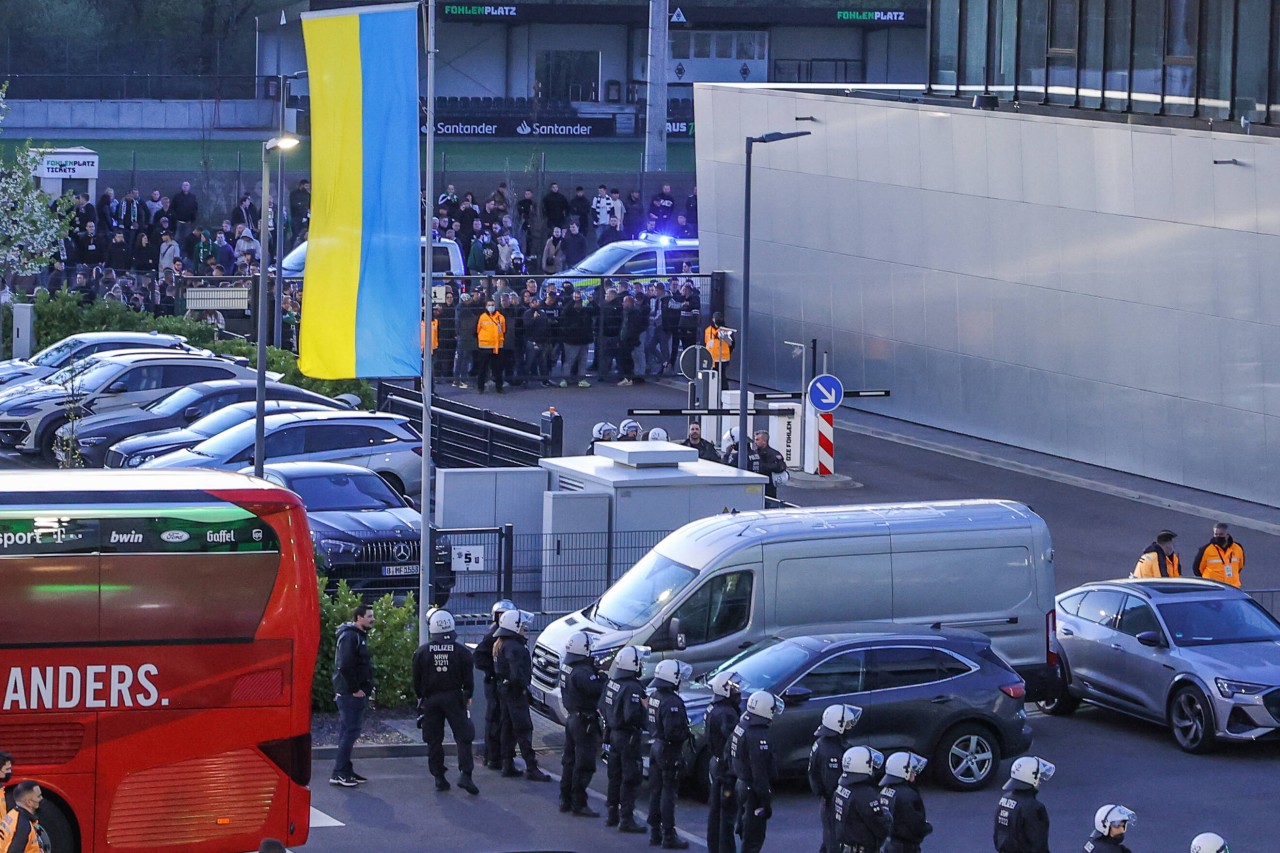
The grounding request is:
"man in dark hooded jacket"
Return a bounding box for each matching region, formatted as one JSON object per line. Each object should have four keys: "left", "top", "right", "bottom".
{"left": 330, "top": 605, "right": 375, "bottom": 787}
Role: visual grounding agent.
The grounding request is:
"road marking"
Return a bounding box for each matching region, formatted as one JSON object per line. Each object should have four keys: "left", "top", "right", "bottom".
{"left": 543, "top": 767, "right": 708, "bottom": 848}
{"left": 310, "top": 807, "right": 345, "bottom": 828}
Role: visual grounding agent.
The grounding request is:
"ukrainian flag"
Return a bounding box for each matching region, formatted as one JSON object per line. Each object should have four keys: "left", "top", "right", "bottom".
{"left": 299, "top": 3, "right": 421, "bottom": 379}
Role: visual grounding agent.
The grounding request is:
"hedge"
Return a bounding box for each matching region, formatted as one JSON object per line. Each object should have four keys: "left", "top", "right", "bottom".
{"left": 314, "top": 577, "right": 420, "bottom": 712}
{"left": 0, "top": 289, "right": 374, "bottom": 408}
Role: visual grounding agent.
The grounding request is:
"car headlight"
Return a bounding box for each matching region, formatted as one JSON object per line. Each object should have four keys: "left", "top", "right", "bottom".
{"left": 318, "top": 538, "right": 362, "bottom": 561}
{"left": 77, "top": 436, "right": 109, "bottom": 447}
{"left": 1215, "top": 677, "right": 1270, "bottom": 699}
{"left": 125, "top": 454, "right": 154, "bottom": 467}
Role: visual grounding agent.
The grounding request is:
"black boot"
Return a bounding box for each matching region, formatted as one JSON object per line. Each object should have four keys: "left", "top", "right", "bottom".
{"left": 605, "top": 806, "right": 620, "bottom": 827}
{"left": 434, "top": 775, "right": 451, "bottom": 791}
{"left": 559, "top": 795, "right": 572, "bottom": 813}
{"left": 649, "top": 825, "right": 662, "bottom": 846}
{"left": 618, "top": 814, "right": 647, "bottom": 834}
{"left": 572, "top": 803, "right": 600, "bottom": 818}
{"left": 457, "top": 772, "right": 479, "bottom": 795}
{"left": 662, "top": 830, "right": 690, "bottom": 850}
{"left": 501, "top": 762, "right": 522, "bottom": 778}
{"left": 525, "top": 761, "right": 551, "bottom": 782}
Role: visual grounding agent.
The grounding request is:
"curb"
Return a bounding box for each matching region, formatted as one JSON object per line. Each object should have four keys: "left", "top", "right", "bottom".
{"left": 314, "top": 737, "right": 562, "bottom": 761}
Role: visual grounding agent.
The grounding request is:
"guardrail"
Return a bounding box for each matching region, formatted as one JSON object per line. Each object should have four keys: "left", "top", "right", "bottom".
{"left": 1247, "top": 588, "right": 1279, "bottom": 619}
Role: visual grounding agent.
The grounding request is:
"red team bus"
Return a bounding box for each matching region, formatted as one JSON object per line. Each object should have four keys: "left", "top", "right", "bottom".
{"left": 0, "top": 470, "right": 319, "bottom": 852}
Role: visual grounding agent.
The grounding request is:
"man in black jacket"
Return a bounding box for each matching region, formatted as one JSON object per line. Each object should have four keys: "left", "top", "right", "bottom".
{"left": 567, "top": 186, "right": 591, "bottom": 231}
{"left": 879, "top": 752, "right": 932, "bottom": 853}
{"left": 414, "top": 609, "right": 479, "bottom": 795}
{"left": 493, "top": 608, "right": 551, "bottom": 781}
{"left": 561, "top": 221, "right": 588, "bottom": 269}
{"left": 681, "top": 422, "right": 721, "bottom": 462}
{"left": 732, "top": 690, "right": 782, "bottom": 853}
{"left": 600, "top": 645, "right": 650, "bottom": 835}
{"left": 833, "top": 746, "right": 892, "bottom": 853}
{"left": 647, "top": 660, "right": 693, "bottom": 849}
{"left": 810, "top": 704, "right": 862, "bottom": 853}
{"left": 558, "top": 291, "right": 594, "bottom": 386}
{"left": 331, "top": 605, "right": 375, "bottom": 787}
{"left": 542, "top": 182, "right": 570, "bottom": 230}
{"left": 558, "top": 631, "right": 605, "bottom": 817}
{"left": 171, "top": 180, "right": 199, "bottom": 241}
{"left": 598, "top": 288, "right": 624, "bottom": 381}
{"left": 993, "top": 756, "right": 1054, "bottom": 853}
{"left": 705, "top": 672, "right": 743, "bottom": 853}
{"left": 474, "top": 599, "right": 514, "bottom": 770}
{"left": 617, "top": 294, "right": 648, "bottom": 387}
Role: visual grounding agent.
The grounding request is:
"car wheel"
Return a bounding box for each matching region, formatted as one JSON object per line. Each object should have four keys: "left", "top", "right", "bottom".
{"left": 1169, "top": 685, "right": 1217, "bottom": 754}
{"left": 379, "top": 472, "right": 406, "bottom": 495}
{"left": 40, "top": 417, "right": 68, "bottom": 464}
{"left": 1035, "top": 662, "right": 1080, "bottom": 716}
{"left": 933, "top": 722, "right": 1002, "bottom": 791}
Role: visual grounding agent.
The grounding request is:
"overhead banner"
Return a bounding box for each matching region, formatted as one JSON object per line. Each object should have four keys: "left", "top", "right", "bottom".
{"left": 299, "top": 2, "right": 422, "bottom": 380}
{"left": 427, "top": 116, "right": 618, "bottom": 138}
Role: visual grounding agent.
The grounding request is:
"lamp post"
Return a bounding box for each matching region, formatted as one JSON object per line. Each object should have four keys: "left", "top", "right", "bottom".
{"left": 255, "top": 134, "right": 300, "bottom": 478}
{"left": 738, "top": 130, "right": 810, "bottom": 471}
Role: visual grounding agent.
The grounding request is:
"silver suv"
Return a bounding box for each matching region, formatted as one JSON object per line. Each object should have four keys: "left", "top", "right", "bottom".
{"left": 1040, "top": 579, "right": 1280, "bottom": 753}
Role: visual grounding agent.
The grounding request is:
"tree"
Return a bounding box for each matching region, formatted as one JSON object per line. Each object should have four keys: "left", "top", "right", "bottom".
{"left": 0, "top": 85, "right": 76, "bottom": 279}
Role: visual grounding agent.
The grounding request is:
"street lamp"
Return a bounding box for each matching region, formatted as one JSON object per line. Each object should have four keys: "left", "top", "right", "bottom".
{"left": 738, "top": 130, "right": 810, "bottom": 471}
{"left": 255, "top": 133, "right": 301, "bottom": 477}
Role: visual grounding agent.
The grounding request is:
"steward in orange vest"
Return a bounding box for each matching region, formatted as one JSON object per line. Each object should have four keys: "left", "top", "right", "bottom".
{"left": 704, "top": 312, "right": 731, "bottom": 364}
{"left": 1191, "top": 523, "right": 1244, "bottom": 587}
{"left": 1132, "top": 530, "right": 1180, "bottom": 578}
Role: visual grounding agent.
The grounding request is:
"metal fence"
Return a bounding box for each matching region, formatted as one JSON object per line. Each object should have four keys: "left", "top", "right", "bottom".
{"left": 425, "top": 526, "right": 672, "bottom": 644}
{"left": 1247, "top": 589, "right": 1279, "bottom": 619}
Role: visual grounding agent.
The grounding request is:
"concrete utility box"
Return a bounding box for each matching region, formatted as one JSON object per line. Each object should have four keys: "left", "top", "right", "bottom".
{"left": 539, "top": 441, "right": 768, "bottom": 534}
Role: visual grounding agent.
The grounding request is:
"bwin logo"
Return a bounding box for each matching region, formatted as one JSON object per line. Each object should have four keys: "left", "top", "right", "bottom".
{"left": 516, "top": 120, "right": 533, "bottom": 135}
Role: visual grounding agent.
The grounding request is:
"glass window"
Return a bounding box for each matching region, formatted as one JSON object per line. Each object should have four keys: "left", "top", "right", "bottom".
{"left": 693, "top": 33, "right": 712, "bottom": 59}
{"left": 592, "top": 551, "right": 698, "bottom": 631}
{"left": 664, "top": 249, "right": 699, "bottom": 274}
{"left": 703, "top": 638, "right": 811, "bottom": 694}
{"left": 755, "top": 32, "right": 768, "bottom": 60}
{"left": 870, "top": 647, "right": 967, "bottom": 690}
{"left": 670, "top": 32, "right": 691, "bottom": 60}
{"left": 1166, "top": 0, "right": 1198, "bottom": 57}
{"left": 1130, "top": 0, "right": 1165, "bottom": 113}
{"left": 286, "top": 472, "right": 405, "bottom": 511}
{"left": 1116, "top": 596, "right": 1162, "bottom": 637}
{"left": 1018, "top": 0, "right": 1050, "bottom": 93}
{"left": 715, "top": 33, "right": 733, "bottom": 60}
{"left": 1075, "top": 589, "right": 1124, "bottom": 627}
{"left": 1157, "top": 599, "right": 1280, "bottom": 647}
{"left": 1050, "top": 0, "right": 1080, "bottom": 51}
{"left": 117, "top": 365, "right": 166, "bottom": 392}
{"left": 162, "top": 364, "right": 233, "bottom": 387}
{"left": 620, "top": 251, "right": 658, "bottom": 276}
{"left": 673, "top": 571, "right": 753, "bottom": 646}
{"left": 1058, "top": 591, "right": 1088, "bottom": 615}
{"left": 1078, "top": 0, "right": 1107, "bottom": 107}
{"left": 794, "top": 650, "right": 869, "bottom": 697}
{"left": 263, "top": 426, "right": 306, "bottom": 459}
{"left": 1103, "top": 0, "right": 1133, "bottom": 109}
{"left": 1234, "top": 0, "right": 1270, "bottom": 120}
{"left": 960, "top": 0, "right": 990, "bottom": 86}
{"left": 735, "top": 34, "right": 754, "bottom": 61}
{"left": 932, "top": 0, "right": 960, "bottom": 87}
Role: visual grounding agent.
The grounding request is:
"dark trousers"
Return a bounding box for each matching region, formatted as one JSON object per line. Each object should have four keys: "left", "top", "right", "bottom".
{"left": 499, "top": 687, "right": 536, "bottom": 763}
{"left": 708, "top": 774, "right": 738, "bottom": 853}
{"left": 332, "top": 693, "right": 367, "bottom": 777}
{"left": 483, "top": 677, "right": 503, "bottom": 765}
{"left": 647, "top": 754, "right": 680, "bottom": 833}
{"left": 560, "top": 713, "right": 600, "bottom": 809}
{"left": 435, "top": 344, "right": 456, "bottom": 378}
{"left": 884, "top": 840, "right": 923, "bottom": 853}
{"left": 600, "top": 336, "right": 621, "bottom": 377}
{"left": 477, "top": 348, "right": 504, "bottom": 390}
{"left": 819, "top": 795, "right": 836, "bottom": 853}
{"left": 606, "top": 729, "right": 643, "bottom": 816}
{"left": 421, "top": 690, "right": 475, "bottom": 778}
{"left": 619, "top": 337, "right": 639, "bottom": 379}
{"left": 735, "top": 783, "right": 769, "bottom": 853}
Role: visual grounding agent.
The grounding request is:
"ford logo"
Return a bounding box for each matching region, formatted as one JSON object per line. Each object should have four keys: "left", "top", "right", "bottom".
{"left": 160, "top": 530, "right": 190, "bottom": 543}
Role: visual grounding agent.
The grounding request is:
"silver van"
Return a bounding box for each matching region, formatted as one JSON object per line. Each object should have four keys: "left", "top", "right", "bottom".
{"left": 530, "top": 501, "right": 1059, "bottom": 723}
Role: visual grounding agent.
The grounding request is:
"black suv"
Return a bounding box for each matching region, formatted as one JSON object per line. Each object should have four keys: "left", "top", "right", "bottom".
{"left": 680, "top": 625, "right": 1033, "bottom": 794}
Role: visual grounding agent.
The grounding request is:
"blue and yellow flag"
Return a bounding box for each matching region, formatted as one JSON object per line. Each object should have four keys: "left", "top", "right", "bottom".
{"left": 299, "top": 3, "right": 421, "bottom": 379}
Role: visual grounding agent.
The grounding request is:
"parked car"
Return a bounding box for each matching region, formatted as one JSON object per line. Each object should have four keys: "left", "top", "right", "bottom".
{"left": 0, "top": 331, "right": 198, "bottom": 388}
{"left": 252, "top": 461, "right": 423, "bottom": 596}
{"left": 141, "top": 410, "right": 423, "bottom": 494}
{"left": 57, "top": 378, "right": 351, "bottom": 467}
{"left": 105, "top": 400, "right": 345, "bottom": 469}
{"left": 1039, "top": 578, "right": 1280, "bottom": 753}
{"left": 280, "top": 236, "right": 464, "bottom": 278}
{"left": 678, "top": 625, "right": 1032, "bottom": 795}
{"left": 0, "top": 350, "right": 268, "bottom": 460}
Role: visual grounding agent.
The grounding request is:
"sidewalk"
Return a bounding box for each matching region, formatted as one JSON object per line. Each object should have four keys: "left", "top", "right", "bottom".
{"left": 312, "top": 679, "right": 565, "bottom": 760}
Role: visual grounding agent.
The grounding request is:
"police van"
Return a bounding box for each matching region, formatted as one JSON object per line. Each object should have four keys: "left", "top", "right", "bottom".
{"left": 548, "top": 234, "right": 699, "bottom": 288}
{"left": 279, "top": 236, "right": 465, "bottom": 279}
{"left": 530, "top": 501, "right": 1059, "bottom": 723}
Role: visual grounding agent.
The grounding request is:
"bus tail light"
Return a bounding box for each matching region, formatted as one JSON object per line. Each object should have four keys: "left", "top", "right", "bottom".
{"left": 260, "top": 733, "right": 312, "bottom": 787}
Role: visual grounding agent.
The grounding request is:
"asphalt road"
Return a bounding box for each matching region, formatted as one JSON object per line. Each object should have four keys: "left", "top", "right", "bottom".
{"left": 304, "top": 701, "right": 1280, "bottom": 852}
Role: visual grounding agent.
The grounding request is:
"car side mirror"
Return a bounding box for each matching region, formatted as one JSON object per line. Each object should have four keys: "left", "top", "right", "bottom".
{"left": 1136, "top": 630, "right": 1165, "bottom": 648}
{"left": 669, "top": 617, "right": 686, "bottom": 651}
{"left": 106, "top": 381, "right": 128, "bottom": 394}
{"left": 183, "top": 406, "right": 202, "bottom": 421}
{"left": 782, "top": 684, "right": 812, "bottom": 705}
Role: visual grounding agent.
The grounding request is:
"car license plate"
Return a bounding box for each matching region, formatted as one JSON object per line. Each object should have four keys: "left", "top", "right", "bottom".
{"left": 529, "top": 685, "right": 545, "bottom": 704}
{"left": 381, "top": 565, "right": 419, "bottom": 577}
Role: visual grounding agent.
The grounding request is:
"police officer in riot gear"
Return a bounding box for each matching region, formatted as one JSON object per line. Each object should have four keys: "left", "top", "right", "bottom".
{"left": 600, "top": 645, "right": 650, "bottom": 834}
{"left": 1190, "top": 832, "right": 1228, "bottom": 853}
{"left": 809, "top": 703, "right": 862, "bottom": 853}
{"left": 1084, "top": 805, "right": 1137, "bottom": 853}
{"left": 493, "top": 608, "right": 552, "bottom": 781}
{"left": 706, "top": 671, "right": 744, "bottom": 853}
{"left": 558, "top": 631, "right": 605, "bottom": 817}
{"left": 731, "top": 690, "right": 782, "bottom": 853}
{"left": 412, "top": 608, "right": 479, "bottom": 794}
{"left": 833, "top": 746, "right": 891, "bottom": 853}
{"left": 474, "top": 599, "right": 515, "bottom": 769}
{"left": 994, "top": 756, "right": 1054, "bottom": 853}
{"left": 648, "top": 659, "right": 693, "bottom": 849}
{"left": 880, "top": 752, "right": 931, "bottom": 853}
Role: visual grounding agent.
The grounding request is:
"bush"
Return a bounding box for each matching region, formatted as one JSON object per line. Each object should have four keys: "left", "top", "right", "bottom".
{"left": 314, "top": 576, "right": 420, "bottom": 713}
{"left": 2, "top": 289, "right": 374, "bottom": 408}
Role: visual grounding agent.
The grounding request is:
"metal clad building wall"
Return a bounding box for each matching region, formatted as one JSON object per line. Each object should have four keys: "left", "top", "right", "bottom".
{"left": 694, "top": 85, "right": 1280, "bottom": 506}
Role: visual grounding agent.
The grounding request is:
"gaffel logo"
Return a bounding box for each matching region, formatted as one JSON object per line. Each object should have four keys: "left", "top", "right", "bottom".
{"left": 516, "top": 120, "right": 533, "bottom": 135}
{"left": 160, "top": 530, "right": 190, "bottom": 543}
{"left": 207, "top": 530, "right": 236, "bottom": 544}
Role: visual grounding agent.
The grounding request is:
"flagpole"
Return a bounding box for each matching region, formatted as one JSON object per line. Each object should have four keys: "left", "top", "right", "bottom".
{"left": 418, "top": 0, "right": 436, "bottom": 645}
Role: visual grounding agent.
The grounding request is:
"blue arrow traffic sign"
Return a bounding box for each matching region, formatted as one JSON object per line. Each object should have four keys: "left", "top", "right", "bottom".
{"left": 807, "top": 374, "right": 844, "bottom": 413}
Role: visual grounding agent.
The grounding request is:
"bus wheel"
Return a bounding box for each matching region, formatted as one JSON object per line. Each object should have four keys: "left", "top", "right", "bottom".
{"left": 40, "top": 798, "right": 79, "bottom": 853}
